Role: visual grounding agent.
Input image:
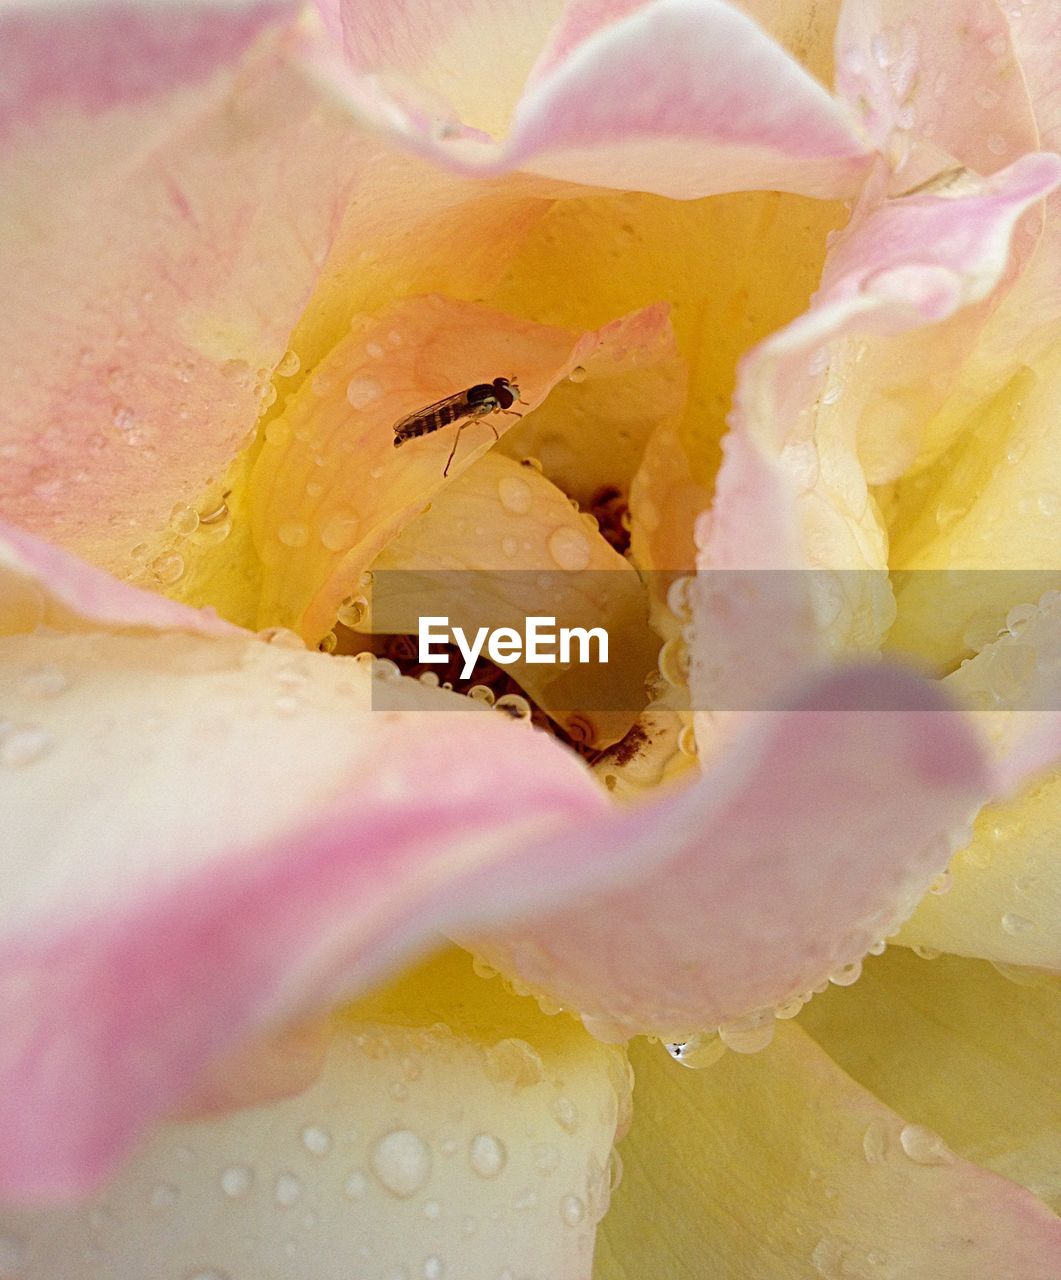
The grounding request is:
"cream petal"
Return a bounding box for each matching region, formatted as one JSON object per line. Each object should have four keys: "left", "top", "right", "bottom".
{"left": 596, "top": 1024, "right": 1061, "bottom": 1279}
{"left": 0, "top": 949, "right": 630, "bottom": 1280}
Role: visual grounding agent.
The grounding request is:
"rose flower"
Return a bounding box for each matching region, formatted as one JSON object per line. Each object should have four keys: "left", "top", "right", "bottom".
{"left": 1, "top": 1, "right": 1059, "bottom": 1277}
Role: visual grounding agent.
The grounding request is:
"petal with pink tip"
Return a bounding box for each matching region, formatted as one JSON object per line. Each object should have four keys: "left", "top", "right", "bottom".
{"left": 692, "top": 153, "right": 1061, "bottom": 739}
{"left": 1, "top": 536, "right": 987, "bottom": 1197}
{"left": 597, "top": 1026, "right": 1061, "bottom": 1279}
{"left": 0, "top": 950, "right": 630, "bottom": 1277}
{"left": 835, "top": 0, "right": 1037, "bottom": 181}
{"left": 459, "top": 664, "right": 989, "bottom": 1043}
{"left": 311, "top": 0, "right": 873, "bottom": 198}
{"left": 0, "top": 0, "right": 383, "bottom": 575}
{"left": 247, "top": 297, "right": 670, "bottom": 644}
{"left": 0, "top": 521, "right": 236, "bottom": 639}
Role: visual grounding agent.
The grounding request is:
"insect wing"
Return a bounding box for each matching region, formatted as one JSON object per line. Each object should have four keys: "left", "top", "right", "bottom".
{"left": 392, "top": 389, "right": 472, "bottom": 440}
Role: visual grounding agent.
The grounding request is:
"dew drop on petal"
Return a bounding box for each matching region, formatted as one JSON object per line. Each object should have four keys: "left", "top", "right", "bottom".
{"left": 494, "top": 693, "right": 532, "bottom": 721}
{"left": 300, "top": 1124, "right": 331, "bottom": 1156}
{"left": 552, "top": 1096, "right": 580, "bottom": 1132}
{"left": 498, "top": 476, "right": 532, "bottom": 514}
{"left": 1001, "top": 912, "right": 1036, "bottom": 935}
{"left": 899, "top": 1124, "right": 953, "bottom": 1165}
{"left": 169, "top": 503, "right": 200, "bottom": 537}
{"left": 469, "top": 1134, "right": 506, "bottom": 1179}
{"left": 221, "top": 1165, "right": 254, "bottom": 1198}
{"left": 278, "top": 521, "right": 310, "bottom": 549}
{"left": 274, "top": 1172, "right": 302, "bottom": 1206}
{"left": 422, "top": 1257, "right": 444, "bottom": 1279}
{"left": 718, "top": 1010, "right": 776, "bottom": 1053}
{"left": 560, "top": 1194, "right": 585, "bottom": 1227}
{"left": 276, "top": 349, "right": 301, "bottom": 377}
{"left": 548, "top": 527, "right": 591, "bottom": 571}
{"left": 151, "top": 551, "right": 185, "bottom": 585}
{"left": 372, "top": 1130, "right": 432, "bottom": 1198}
{"left": 347, "top": 376, "right": 383, "bottom": 409}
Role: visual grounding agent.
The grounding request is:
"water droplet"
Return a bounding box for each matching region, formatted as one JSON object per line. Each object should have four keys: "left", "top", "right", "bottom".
{"left": 373, "top": 657, "right": 401, "bottom": 681}
{"left": 343, "top": 1170, "right": 367, "bottom": 1199}
{"left": 677, "top": 724, "right": 697, "bottom": 757}
{"left": 548, "top": 527, "right": 591, "bottom": 571}
{"left": 863, "top": 1120, "right": 888, "bottom": 1164}
{"left": 568, "top": 365, "right": 587, "bottom": 384}
{"left": 975, "top": 84, "right": 1000, "bottom": 109}
{"left": 301, "top": 1125, "right": 331, "bottom": 1156}
{"left": 150, "top": 1182, "right": 179, "bottom": 1209}
{"left": 552, "top": 1096, "right": 580, "bottom": 1132}
{"left": 169, "top": 503, "right": 200, "bottom": 537}
{"left": 468, "top": 684, "right": 496, "bottom": 705}
{"left": 469, "top": 1133, "right": 506, "bottom": 1179}
{"left": 1001, "top": 912, "right": 1036, "bottom": 935}
{"left": 151, "top": 551, "right": 185, "bottom": 585}
{"left": 274, "top": 1172, "right": 303, "bottom": 1206}
{"left": 718, "top": 1010, "right": 776, "bottom": 1053}
{"left": 317, "top": 631, "right": 338, "bottom": 654}
{"left": 986, "top": 132, "right": 1007, "bottom": 155}
{"left": 221, "top": 1164, "right": 253, "bottom": 1198}
{"left": 18, "top": 665, "right": 67, "bottom": 698}
{"left": 372, "top": 1130, "right": 432, "bottom": 1198}
{"left": 1037, "top": 490, "right": 1059, "bottom": 516}
{"left": 912, "top": 945, "right": 941, "bottom": 960}
{"left": 498, "top": 475, "right": 532, "bottom": 515}
{"left": 560, "top": 1194, "right": 585, "bottom": 1226}
{"left": 320, "top": 511, "right": 360, "bottom": 551}
{"left": 258, "top": 627, "right": 305, "bottom": 649}
{"left": 494, "top": 693, "right": 532, "bottom": 721}
{"left": 347, "top": 376, "right": 383, "bottom": 409}
{"left": 278, "top": 521, "right": 310, "bottom": 549}
{"left": 276, "top": 350, "right": 301, "bottom": 377}
{"left": 899, "top": 1123, "right": 953, "bottom": 1165}
{"left": 929, "top": 868, "right": 952, "bottom": 894}
{"left": 828, "top": 960, "right": 862, "bottom": 987}
{"left": 1, "top": 725, "right": 54, "bottom": 768}
{"left": 423, "top": 1199, "right": 441, "bottom": 1220}
{"left": 423, "top": 1257, "right": 444, "bottom": 1279}
{"left": 337, "top": 595, "right": 368, "bottom": 628}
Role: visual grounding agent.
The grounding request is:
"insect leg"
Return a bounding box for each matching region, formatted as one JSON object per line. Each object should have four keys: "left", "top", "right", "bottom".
{"left": 442, "top": 421, "right": 465, "bottom": 478}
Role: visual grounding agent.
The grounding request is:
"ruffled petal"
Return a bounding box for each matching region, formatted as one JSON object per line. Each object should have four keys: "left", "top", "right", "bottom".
{"left": 0, "top": 549, "right": 614, "bottom": 1196}
{"left": 694, "top": 153, "right": 1061, "bottom": 740}
{"left": 801, "top": 948, "right": 1061, "bottom": 1209}
{"left": 835, "top": 0, "right": 1038, "bottom": 182}
{"left": 1, "top": 538, "right": 986, "bottom": 1196}
{"left": 0, "top": 0, "right": 379, "bottom": 574}
{"left": 311, "top": 0, "right": 873, "bottom": 198}
{"left": 0, "top": 949, "right": 631, "bottom": 1279}
{"left": 246, "top": 297, "right": 663, "bottom": 643}
{"left": 596, "top": 1026, "right": 1061, "bottom": 1280}
{"left": 458, "top": 664, "right": 989, "bottom": 1043}
{"left": 0, "top": 521, "right": 235, "bottom": 639}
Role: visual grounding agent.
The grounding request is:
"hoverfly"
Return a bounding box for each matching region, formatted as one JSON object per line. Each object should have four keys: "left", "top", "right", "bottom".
{"left": 392, "top": 376, "right": 524, "bottom": 477}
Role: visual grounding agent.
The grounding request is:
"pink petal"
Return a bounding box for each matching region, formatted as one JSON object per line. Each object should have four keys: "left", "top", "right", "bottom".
{"left": 460, "top": 664, "right": 989, "bottom": 1043}
{"left": 835, "top": 0, "right": 1037, "bottom": 180}
{"left": 694, "top": 153, "right": 1061, "bottom": 731}
{"left": 1, "top": 540, "right": 986, "bottom": 1198}
{"left": 0, "top": 0, "right": 379, "bottom": 574}
{"left": 0, "top": 521, "right": 236, "bottom": 638}
{"left": 311, "top": 0, "right": 873, "bottom": 198}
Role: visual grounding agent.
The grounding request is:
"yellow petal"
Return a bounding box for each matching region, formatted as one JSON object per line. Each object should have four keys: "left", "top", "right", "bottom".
{"left": 366, "top": 451, "right": 659, "bottom": 748}
{"left": 596, "top": 1025, "right": 1061, "bottom": 1279}
{"left": 800, "top": 948, "right": 1061, "bottom": 1210}
{"left": 0, "top": 949, "right": 632, "bottom": 1279}
{"left": 893, "top": 770, "right": 1061, "bottom": 970}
